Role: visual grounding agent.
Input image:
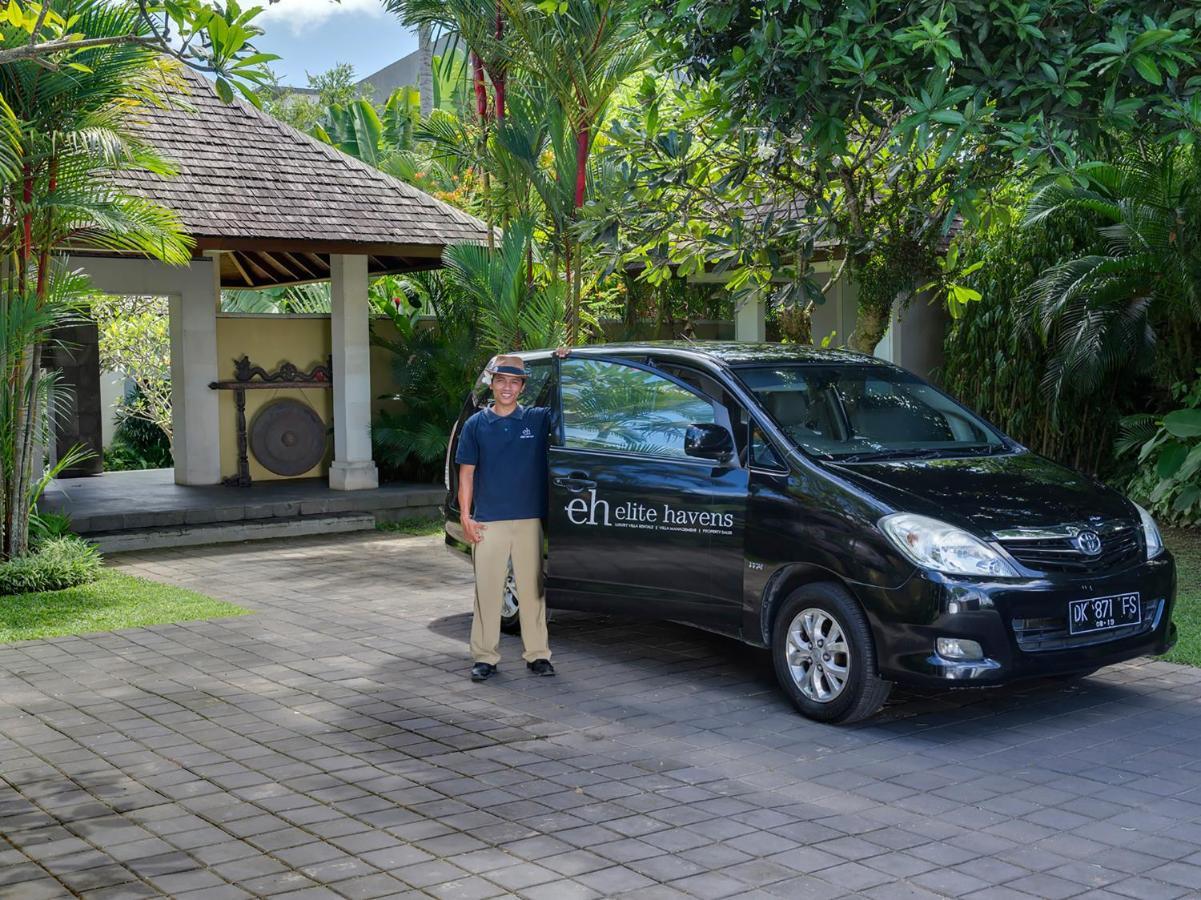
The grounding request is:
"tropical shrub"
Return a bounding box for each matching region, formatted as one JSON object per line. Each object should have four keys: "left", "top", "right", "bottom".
{"left": 371, "top": 273, "right": 484, "bottom": 481}
{"left": 441, "top": 222, "right": 568, "bottom": 352}
{"left": 1120, "top": 374, "right": 1201, "bottom": 526}
{"left": 0, "top": 536, "right": 101, "bottom": 595}
{"left": 941, "top": 199, "right": 1139, "bottom": 474}
{"left": 222, "top": 283, "right": 332, "bottom": 314}
{"left": 104, "top": 392, "right": 173, "bottom": 472}
{"left": 1022, "top": 144, "right": 1201, "bottom": 402}
{"left": 29, "top": 510, "right": 73, "bottom": 546}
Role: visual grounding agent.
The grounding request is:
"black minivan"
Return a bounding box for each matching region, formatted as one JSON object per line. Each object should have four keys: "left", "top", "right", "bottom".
{"left": 444, "top": 343, "right": 1176, "bottom": 723}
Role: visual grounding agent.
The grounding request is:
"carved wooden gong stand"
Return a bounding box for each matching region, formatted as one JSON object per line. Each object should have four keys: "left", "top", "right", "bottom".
{"left": 209, "top": 356, "right": 333, "bottom": 487}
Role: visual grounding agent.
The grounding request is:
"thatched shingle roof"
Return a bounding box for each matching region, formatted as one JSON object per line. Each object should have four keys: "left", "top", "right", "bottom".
{"left": 108, "top": 67, "right": 488, "bottom": 288}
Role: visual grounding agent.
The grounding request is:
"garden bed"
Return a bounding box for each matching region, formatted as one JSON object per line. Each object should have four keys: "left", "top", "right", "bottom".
{"left": 0, "top": 571, "right": 250, "bottom": 643}
{"left": 1165, "top": 529, "right": 1201, "bottom": 668}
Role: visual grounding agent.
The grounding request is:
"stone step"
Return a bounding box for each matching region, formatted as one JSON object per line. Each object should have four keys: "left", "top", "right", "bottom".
{"left": 88, "top": 512, "right": 378, "bottom": 554}
{"left": 42, "top": 469, "right": 445, "bottom": 535}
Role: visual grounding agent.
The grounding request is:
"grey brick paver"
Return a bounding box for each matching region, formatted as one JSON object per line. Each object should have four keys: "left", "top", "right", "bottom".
{"left": 2, "top": 532, "right": 1200, "bottom": 899}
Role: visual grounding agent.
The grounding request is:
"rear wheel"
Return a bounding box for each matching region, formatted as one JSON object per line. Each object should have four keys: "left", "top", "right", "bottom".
{"left": 771, "top": 583, "right": 892, "bottom": 724}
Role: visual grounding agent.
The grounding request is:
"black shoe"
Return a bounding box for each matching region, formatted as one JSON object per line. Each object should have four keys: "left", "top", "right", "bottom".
{"left": 527, "top": 659, "right": 555, "bottom": 677}
{"left": 471, "top": 662, "right": 497, "bottom": 682}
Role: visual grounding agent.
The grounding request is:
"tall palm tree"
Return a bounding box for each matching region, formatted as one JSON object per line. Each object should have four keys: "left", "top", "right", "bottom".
{"left": 497, "top": 0, "right": 649, "bottom": 338}
{"left": 1022, "top": 144, "right": 1201, "bottom": 404}
{"left": 0, "top": 0, "right": 192, "bottom": 556}
{"left": 418, "top": 22, "right": 434, "bottom": 117}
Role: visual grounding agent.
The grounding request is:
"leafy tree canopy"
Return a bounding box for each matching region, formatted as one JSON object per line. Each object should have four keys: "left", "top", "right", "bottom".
{"left": 3, "top": 0, "right": 278, "bottom": 104}
{"left": 651, "top": 0, "right": 1201, "bottom": 168}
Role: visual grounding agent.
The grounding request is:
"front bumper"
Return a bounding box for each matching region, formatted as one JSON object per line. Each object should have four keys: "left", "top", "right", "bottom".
{"left": 865, "top": 552, "right": 1177, "bottom": 687}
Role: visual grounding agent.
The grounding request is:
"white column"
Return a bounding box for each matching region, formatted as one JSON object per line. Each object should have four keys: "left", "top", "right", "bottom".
{"left": 329, "top": 254, "right": 379, "bottom": 490}
{"left": 68, "top": 254, "right": 223, "bottom": 485}
{"left": 168, "top": 256, "right": 222, "bottom": 485}
{"left": 734, "top": 286, "right": 766, "bottom": 342}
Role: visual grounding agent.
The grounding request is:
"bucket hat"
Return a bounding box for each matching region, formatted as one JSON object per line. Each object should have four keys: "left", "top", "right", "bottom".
{"left": 485, "top": 354, "right": 529, "bottom": 379}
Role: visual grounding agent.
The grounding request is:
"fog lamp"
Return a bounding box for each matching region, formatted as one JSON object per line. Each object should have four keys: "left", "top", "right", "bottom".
{"left": 937, "top": 637, "right": 984, "bottom": 661}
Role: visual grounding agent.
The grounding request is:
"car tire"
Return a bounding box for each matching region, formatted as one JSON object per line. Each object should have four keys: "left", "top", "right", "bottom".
{"left": 771, "top": 583, "right": 892, "bottom": 724}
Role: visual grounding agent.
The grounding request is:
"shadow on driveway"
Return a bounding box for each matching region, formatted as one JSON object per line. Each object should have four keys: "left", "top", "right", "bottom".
{"left": 424, "top": 607, "right": 1150, "bottom": 746}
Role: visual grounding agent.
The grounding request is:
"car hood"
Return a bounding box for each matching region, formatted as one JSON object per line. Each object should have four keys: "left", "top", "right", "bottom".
{"left": 825, "top": 451, "right": 1137, "bottom": 536}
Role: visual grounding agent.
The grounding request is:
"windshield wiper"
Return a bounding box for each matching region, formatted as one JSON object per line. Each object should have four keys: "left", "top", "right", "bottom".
{"left": 835, "top": 445, "right": 1009, "bottom": 463}
{"left": 833, "top": 448, "right": 945, "bottom": 463}
{"left": 957, "top": 444, "right": 1006, "bottom": 456}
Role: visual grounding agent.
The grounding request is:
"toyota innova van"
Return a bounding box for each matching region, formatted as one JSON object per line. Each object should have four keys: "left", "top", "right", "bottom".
{"left": 444, "top": 343, "right": 1176, "bottom": 723}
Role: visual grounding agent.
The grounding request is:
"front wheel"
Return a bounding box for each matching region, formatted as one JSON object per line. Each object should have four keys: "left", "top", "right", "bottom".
{"left": 771, "top": 583, "right": 892, "bottom": 724}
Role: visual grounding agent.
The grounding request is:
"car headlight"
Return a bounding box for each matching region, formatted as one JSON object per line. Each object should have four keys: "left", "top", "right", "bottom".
{"left": 1135, "top": 503, "right": 1164, "bottom": 559}
{"left": 879, "top": 513, "right": 1019, "bottom": 577}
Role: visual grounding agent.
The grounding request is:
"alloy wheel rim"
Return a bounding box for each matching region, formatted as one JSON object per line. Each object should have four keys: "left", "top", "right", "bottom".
{"left": 501, "top": 572, "right": 518, "bottom": 619}
{"left": 786, "top": 608, "right": 850, "bottom": 703}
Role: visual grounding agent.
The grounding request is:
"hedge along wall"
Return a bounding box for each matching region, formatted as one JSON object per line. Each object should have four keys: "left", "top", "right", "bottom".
{"left": 939, "top": 209, "right": 1125, "bottom": 475}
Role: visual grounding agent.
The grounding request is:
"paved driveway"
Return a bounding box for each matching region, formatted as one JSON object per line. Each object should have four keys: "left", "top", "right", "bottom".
{"left": 3, "top": 532, "right": 1201, "bottom": 900}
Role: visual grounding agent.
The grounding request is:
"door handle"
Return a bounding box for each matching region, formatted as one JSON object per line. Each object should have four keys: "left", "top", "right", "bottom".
{"left": 553, "top": 474, "right": 596, "bottom": 492}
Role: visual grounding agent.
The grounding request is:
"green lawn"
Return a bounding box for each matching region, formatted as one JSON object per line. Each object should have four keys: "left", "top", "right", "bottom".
{"left": 377, "top": 515, "right": 443, "bottom": 537}
{"left": 0, "top": 571, "right": 250, "bottom": 643}
{"left": 1165, "top": 528, "right": 1201, "bottom": 667}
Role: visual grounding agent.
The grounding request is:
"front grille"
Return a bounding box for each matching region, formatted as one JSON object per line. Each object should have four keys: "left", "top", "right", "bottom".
{"left": 998, "top": 525, "right": 1143, "bottom": 574}
{"left": 1012, "top": 597, "right": 1162, "bottom": 653}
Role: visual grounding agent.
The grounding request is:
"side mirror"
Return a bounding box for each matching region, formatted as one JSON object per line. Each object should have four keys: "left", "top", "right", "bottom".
{"left": 685, "top": 423, "right": 734, "bottom": 462}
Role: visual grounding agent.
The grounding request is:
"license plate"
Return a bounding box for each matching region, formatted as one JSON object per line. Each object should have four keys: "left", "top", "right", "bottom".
{"left": 1068, "top": 592, "right": 1141, "bottom": 636}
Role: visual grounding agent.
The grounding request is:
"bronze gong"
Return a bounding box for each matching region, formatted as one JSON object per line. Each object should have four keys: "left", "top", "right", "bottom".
{"left": 249, "top": 398, "right": 327, "bottom": 476}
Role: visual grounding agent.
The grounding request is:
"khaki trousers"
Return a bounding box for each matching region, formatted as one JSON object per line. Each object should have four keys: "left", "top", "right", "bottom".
{"left": 470, "top": 518, "right": 550, "bottom": 665}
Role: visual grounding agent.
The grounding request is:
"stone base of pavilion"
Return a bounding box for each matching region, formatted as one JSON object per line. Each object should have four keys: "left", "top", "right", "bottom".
{"left": 42, "top": 469, "right": 443, "bottom": 553}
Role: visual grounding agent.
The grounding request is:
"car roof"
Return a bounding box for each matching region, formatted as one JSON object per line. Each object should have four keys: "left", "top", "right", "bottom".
{"left": 520, "top": 341, "right": 882, "bottom": 367}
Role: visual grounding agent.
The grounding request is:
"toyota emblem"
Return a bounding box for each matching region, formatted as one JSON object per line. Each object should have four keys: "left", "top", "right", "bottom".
{"left": 1074, "top": 530, "right": 1103, "bottom": 556}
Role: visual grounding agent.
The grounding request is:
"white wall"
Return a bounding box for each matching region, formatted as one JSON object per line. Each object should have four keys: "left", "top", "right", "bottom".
{"left": 809, "top": 262, "right": 949, "bottom": 382}
{"left": 99, "top": 371, "right": 127, "bottom": 448}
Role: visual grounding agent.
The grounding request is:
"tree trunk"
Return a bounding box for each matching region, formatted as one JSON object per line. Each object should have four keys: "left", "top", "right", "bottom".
{"left": 417, "top": 23, "right": 434, "bottom": 116}
{"left": 472, "top": 52, "right": 488, "bottom": 123}
{"left": 493, "top": 12, "right": 506, "bottom": 122}
{"left": 848, "top": 302, "right": 890, "bottom": 355}
{"left": 574, "top": 122, "right": 589, "bottom": 208}
{"left": 564, "top": 237, "right": 575, "bottom": 342}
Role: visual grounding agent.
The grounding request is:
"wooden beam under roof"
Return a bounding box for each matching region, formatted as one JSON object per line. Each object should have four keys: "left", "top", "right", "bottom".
{"left": 226, "top": 251, "right": 255, "bottom": 287}
{"left": 238, "top": 252, "right": 274, "bottom": 285}
{"left": 282, "top": 251, "right": 318, "bottom": 279}
{"left": 256, "top": 251, "right": 301, "bottom": 281}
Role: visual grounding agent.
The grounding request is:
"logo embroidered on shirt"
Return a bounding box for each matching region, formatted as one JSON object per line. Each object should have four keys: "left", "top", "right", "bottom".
{"left": 520, "top": 427, "right": 534, "bottom": 439}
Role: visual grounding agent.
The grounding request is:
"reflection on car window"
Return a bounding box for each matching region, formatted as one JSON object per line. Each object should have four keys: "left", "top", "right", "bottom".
{"left": 561, "top": 358, "right": 715, "bottom": 457}
{"left": 750, "top": 425, "right": 786, "bottom": 470}
{"left": 737, "top": 365, "right": 1005, "bottom": 460}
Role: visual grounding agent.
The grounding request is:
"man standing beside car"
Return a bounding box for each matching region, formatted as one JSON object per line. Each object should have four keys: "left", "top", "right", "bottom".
{"left": 456, "top": 351, "right": 567, "bottom": 682}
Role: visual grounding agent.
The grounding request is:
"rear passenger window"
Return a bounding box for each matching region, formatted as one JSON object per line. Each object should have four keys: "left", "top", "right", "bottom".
{"left": 561, "top": 358, "right": 715, "bottom": 458}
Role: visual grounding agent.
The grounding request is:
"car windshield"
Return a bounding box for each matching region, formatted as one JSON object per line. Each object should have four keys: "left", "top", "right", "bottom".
{"left": 736, "top": 364, "right": 1008, "bottom": 461}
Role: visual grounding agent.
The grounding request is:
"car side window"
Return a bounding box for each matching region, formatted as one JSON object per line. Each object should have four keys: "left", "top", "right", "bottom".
{"left": 750, "top": 425, "right": 787, "bottom": 470}
{"left": 524, "top": 362, "right": 553, "bottom": 406}
{"left": 561, "top": 358, "right": 716, "bottom": 458}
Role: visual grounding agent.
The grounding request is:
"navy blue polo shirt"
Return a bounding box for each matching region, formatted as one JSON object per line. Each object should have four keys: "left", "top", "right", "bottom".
{"left": 455, "top": 404, "right": 551, "bottom": 522}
